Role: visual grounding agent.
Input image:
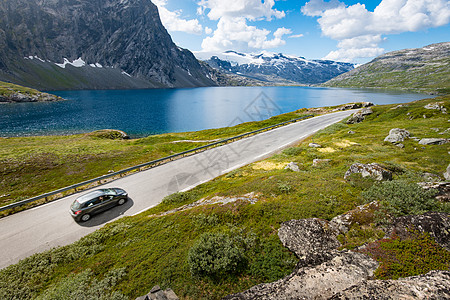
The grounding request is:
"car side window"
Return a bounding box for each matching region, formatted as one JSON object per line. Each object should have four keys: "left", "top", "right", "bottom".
{"left": 86, "top": 198, "right": 102, "bottom": 207}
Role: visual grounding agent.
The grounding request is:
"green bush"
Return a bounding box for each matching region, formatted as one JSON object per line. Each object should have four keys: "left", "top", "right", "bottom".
{"left": 187, "top": 232, "right": 246, "bottom": 279}
{"left": 162, "top": 191, "right": 194, "bottom": 205}
{"left": 282, "top": 147, "right": 302, "bottom": 157}
{"left": 362, "top": 180, "right": 439, "bottom": 219}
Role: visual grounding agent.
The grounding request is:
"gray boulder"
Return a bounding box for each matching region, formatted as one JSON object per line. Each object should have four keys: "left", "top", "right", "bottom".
{"left": 384, "top": 128, "right": 410, "bottom": 143}
{"left": 424, "top": 102, "right": 447, "bottom": 114}
{"left": 136, "top": 285, "right": 179, "bottom": 300}
{"left": 419, "top": 138, "right": 449, "bottom": 145}
{"left": 346, "top": 107, "right": 373, "bottom": 124}
{"left": 445, "top": 164, "right": 450, "bottom": 181}
{"left": 330, "top": 270, "right": 450, "bottom": 300}
{"left": 344, "top": 163, "right": 392, "bottom": 181}
{"left": 284, "top": 162, "right": 300, "bottom": 172}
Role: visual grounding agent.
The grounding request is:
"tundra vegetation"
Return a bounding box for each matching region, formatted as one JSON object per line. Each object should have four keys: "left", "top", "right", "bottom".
{"left": 0, "top": 96, "right": 449, "bottom": 299}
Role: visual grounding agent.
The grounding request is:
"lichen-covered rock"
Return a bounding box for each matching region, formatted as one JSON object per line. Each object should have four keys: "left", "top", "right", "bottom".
{"left": 346, "top": 107, "right": 373, "bottom": 124}
{"left": 387, "top": 212, "right": 450, "bottom": 251}
{"left": 284, "top": 162, "right": 300, "bottom": 172}
{"left": 419, "top": 181, "right": 450, "bottom": 202}
{"left": 384, "top": 128, "right": 410, "bottom": 143}
{"left": 278, "top": 219, "right": 341, "bottom": 265}
{"left": 424, "top": 102, "right": 447, "bottom": 114}
{"left": 344, "top": 163, "right": 392, "bottom": 181}
{"left": 223, "top": 251, "right": 378, "bottom": 300}
{"left": 330, "top": 270, "right": 450, "bottom": 300}
{"left": 419, "top": 138, "right": 449, "bottom": 145}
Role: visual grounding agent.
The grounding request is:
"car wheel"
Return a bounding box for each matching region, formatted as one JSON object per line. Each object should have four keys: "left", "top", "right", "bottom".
{"left": 118, "top": 198, "right": 126, "bottom": 205}
{"left": 81, "top": 214, "right": 91, "bottom": 222}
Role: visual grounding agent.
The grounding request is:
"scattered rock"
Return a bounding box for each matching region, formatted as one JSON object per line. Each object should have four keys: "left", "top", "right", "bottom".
{"left": 421, "top": 172, "right": 442, "bottom": 182}
{"left": 390, "top": 104, "right": 406, "bottom": 110}
{"left": 431, "top": 128, "right": 441, "bottom": 132}
{"left": 344, "top": 163, "right": 392, "bottom": 181}
{"left": 424, "top": 102, "right": 447, "bottom": 114}
{"left": 331, "top": 270, "right": 450, "bottom": 300}
{"left": 384, "top": 128, "right": 410, "bottom": 143}
{"left": 284, "top": 162, "right": 300, "bottom": 172}
{"left": 346, "top": 107, "right": 373, "bottom": 124}
{"left": 309, "top": 143, "right": 322, "bottom": 148}
{"left": 445, "top": 164, "right": 450, "bottom": 181}
{"left": 313, "top": 159, "right": 331, "bottom": 167}
{"left": 387, "top": 212, "right": 450, "bottom": 251}
{"left": 136, "top": 285, "right": 179, "bottom": 300}
{"left": 348, "top": 130, "right": 355, "bottom": 134}
{"left": 411, "top": 136, "right": 421, "bottom": 141}
{"left": 418, "top": 138, "right": 449, "bottom": 145}
{"left": 419, "top": 182, "right": 450, "bottom": 202}
{"left": 439, "top": 128, "right": 450, "bottom": 135}
{"left": 333, "top": 102, "right": 373, "bottom": 111}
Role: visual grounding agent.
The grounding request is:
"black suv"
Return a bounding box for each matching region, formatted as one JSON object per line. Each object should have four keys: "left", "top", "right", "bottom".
{"left": 70, "top": 188, "right": 128, "bottom": 222}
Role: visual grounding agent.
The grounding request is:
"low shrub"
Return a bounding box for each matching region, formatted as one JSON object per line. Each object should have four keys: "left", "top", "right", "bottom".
{"left": 187, "top": 231, "right": 247, "bottom": 280}
{"left": 361, "top": 232, "right": 450, "bottom": 280}
{"left": 362, "top": 180, "right": 439, "bottom": 220}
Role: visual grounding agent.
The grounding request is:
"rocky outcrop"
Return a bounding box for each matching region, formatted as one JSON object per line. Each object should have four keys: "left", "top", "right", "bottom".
{"left": 0, "top": 0, "right": 216, "bottom": 90}
{"left": 418, "top": 138, "right": 449, "bottom": 145}
{"left": 387, "top": 212, "right": 450, "bottom": 251}
{"left": 331, "top": 270, "right": 450, "bottom": 299}
{"left": 224, "top": 218, "right": 378, "bottom": 300}
{"left": 0, "top": 91, "right": 62, "bottom": 102}
{"left": 346, "top": 107, "right": 373, "bottom": 124}
{"left": 344, "top": 163, "right": 392, "bottom": 181}
{"left": 425, "top": 102, "right": 447, "bottom": 114}
{"left": 384, "top": 128, "right": 410, "bottom": 143}
{"left": 333, "top": 102, "right": 373, "bottom": 111}
{"left": 419, "top": 181, "right": 450, "bottom": 202}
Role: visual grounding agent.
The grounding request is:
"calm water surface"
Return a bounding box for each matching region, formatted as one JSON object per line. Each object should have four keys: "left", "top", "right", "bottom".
{"left": 0, "top": 86, "right": 431, "bottom": 137}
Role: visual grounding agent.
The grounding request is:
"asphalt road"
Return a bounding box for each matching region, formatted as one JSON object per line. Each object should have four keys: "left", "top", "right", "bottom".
{"left": 0, "top": 110, "right": 354, "bottom": 269}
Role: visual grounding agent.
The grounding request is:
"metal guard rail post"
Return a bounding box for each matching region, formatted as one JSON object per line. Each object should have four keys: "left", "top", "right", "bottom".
{"left": 0, "top": 114, "right": 314, "bottom": 212}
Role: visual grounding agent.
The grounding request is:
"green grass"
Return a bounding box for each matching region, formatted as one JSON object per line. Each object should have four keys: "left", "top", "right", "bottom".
{"left": 0, "top": 80, "right": 62, "bottom": 101}
{"left": 0, "top": 96, "right": 449, "bottom": 299}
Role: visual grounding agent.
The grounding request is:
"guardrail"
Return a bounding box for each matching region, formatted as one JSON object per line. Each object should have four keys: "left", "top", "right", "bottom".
{"left": 0, "top": 114, "right": 314, "bottom": 213}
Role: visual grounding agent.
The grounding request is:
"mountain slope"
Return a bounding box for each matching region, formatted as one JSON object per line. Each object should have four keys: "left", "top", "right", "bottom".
{"left": 0, "top": 0, "right": 216, "bottom": 90}
{"left": 324, "top": 42, "right": 450, "bottom": 94}
{"left": 196, "top": 51, "right": 355, "bottom": 85}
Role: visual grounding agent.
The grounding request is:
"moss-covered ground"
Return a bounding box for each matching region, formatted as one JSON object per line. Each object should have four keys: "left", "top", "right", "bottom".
{"left": 0, "top": 96, "right": 449, "bottom": 299}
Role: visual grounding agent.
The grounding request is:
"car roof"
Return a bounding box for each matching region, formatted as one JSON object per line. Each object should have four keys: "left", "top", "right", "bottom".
{"left": 75, "top": 189, "right": 116, "bottom": 203}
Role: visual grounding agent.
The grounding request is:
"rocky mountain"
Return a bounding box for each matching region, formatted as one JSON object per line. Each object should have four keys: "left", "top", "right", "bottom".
{"left": 195, "top": 51, "right": 355, "bottom": 85}
{"left": 324, "top": 42, "right": 450, "bottom": 94}
{"left": 0, "top": 0, "right": 216, "bottom": 90}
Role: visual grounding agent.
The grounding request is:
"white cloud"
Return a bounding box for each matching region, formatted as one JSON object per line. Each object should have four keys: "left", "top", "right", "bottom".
{"left": 201, "top": 17, "right": 290, "bottom": 51}
{"left": 198, "top": 0, "right": 285, "bottom": 21}
{"left": 289, "top": 34, "right": 304, "bottom": 38}
{"left": 198, "top": 0, "right": 289, "bottom": 52}
{"left": 153, "top": 0, "right": 203, "bottom": 34}
{"left": 302, "top": 0, "right": 450, "bottom": 62}
{"left": 205, "top": 27, "right": 213, "bottom": 35}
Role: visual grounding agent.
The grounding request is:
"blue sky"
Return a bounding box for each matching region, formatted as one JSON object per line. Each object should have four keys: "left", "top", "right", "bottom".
{"left": 153, "top": 0, "right": 450, "bottom": 64}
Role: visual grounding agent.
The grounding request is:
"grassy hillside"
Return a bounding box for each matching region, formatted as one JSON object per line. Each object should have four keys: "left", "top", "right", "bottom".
{"left": 324, "top": 42, "right": 450, "bottom": 94}
{"left": 0, "top": 80, "right": 63, "bottom": 102}
{"left": 0, "top": 96, "right": 448, "bottom": 299}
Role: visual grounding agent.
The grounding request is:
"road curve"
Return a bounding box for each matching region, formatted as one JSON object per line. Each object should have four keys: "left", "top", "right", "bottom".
{"left": 0, "top": 110, "right": 354, "bottom": 269}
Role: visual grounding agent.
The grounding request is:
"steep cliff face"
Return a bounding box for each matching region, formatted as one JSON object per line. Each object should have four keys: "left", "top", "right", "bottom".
{"left": 324, "top": 42, "right": 450, "bottom": 94}
{"left": 0, "top": 0, "right": 216, "bottom": 90}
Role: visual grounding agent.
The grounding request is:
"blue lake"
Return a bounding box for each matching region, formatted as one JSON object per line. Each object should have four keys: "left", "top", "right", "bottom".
{"left": 0, "top": 86, "right": 431, "bottom": 137}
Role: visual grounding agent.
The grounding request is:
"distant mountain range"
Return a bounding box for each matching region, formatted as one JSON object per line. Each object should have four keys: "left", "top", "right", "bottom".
{"left": 324, "top": 42, "right": 450, "bottom": 94}
{"left": 0, "top": 0, "right": 216, "bottom": 90}
{"left": 195, "top": 51, "right": 355, "bottom": 85}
